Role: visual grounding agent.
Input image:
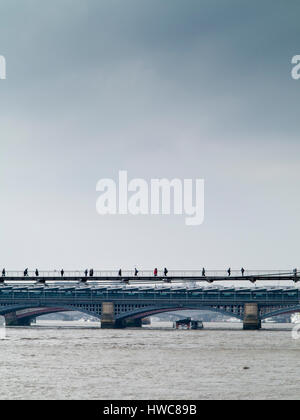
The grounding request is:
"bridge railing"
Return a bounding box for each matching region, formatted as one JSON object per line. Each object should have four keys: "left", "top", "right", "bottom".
{"left": 2, "top": 269, "right": 295, "bottom": 278}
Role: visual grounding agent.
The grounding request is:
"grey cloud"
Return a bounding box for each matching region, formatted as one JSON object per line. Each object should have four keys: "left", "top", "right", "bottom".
{"left": 0, "top": 1, "right": 299, "bottom": 270}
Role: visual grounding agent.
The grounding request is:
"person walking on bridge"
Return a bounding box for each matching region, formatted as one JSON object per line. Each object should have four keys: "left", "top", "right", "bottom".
{"left": 227, "top": 268, "right": 231, "bottom": 277}
{"left": 164, "top": 268, "right": 168, "bottom": 277}
{"left": 134, "top": 268, "right": 139, "bottom": 277}
{"left": 202, "top": 268, "right": 206, "bottom": 277}
{"left": 154, "top": 268, "right": 158, "bottom": 277}
{"left": 35, "top": 269, "right": 39, "bottom": 277}
{"left": 2, "top": 268, "right": 5, "bottom": 277}
{"left": 89, "top": 269, "right": 94, "bottom": 277}
{"left": 118, "top": 269, "right": 122, "bottom": 277}
{"left": 61, "top": 269, "right": 64, "bottom": 277}
{"left": 241, "top": 267, "right": 245, "bottom": 277}
{"left": 84, "top": 269, "right": 88, "bottom": 277}
{"left": 293, "top": 268, "right": 298, "bottom": 277}
{"left": 24, "top": 268, "right": 28, "bottom": 277}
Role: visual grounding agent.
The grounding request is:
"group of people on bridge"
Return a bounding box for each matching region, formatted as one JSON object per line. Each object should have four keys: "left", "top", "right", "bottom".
{"left": 1, "top": 267, "right": 170, "bottom": 278}
{"left": 1, "top": 267, "right": 244, "bottom": 278}
{"left": 1, "top": 267, "right": 169, "bottom": 278}
{"left": 1, "top": 267, "right": 298, "bottom": 279}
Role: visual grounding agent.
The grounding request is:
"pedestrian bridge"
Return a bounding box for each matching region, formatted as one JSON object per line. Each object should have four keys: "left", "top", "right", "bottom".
{"left": 0, "top": 284, "right": 300, "bottom": 330}
{"left": 1, "top": 269, "right": 299, "bottom": 284}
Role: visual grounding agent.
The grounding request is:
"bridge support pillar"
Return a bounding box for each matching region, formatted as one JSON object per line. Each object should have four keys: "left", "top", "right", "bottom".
{"left": 124, "top": 318, "right": 142, "bottom": 328}
{"left": 101, "top": 302, "right": 119, "bottom": 329}
{"left": 243, "top": 303, "right": 261, "bottom": 330}
{"left": 5, "top": 312, "right": 32, "bottom": 327}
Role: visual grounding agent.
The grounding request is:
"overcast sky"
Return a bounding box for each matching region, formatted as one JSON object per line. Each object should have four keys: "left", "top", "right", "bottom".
{"left": 0, "top": 0, "right": 299, "bottom": 271}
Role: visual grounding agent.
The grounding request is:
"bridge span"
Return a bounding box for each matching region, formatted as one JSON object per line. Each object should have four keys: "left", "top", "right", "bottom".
{"left": 1, "top": 269, "right": 299, "bottom": 284}
{"left": 1, "top": 283, "right": 300, "bottom": 330}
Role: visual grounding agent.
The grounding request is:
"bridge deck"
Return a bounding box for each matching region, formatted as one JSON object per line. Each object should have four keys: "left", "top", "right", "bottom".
{"left": 0, "top": 284, "right": 299, "bottom": 296}
{"left": 1, "top": 285, "right": 299, "bottom": 324}
{"left": 0, "top": 274, "right": 299, "bottom": 284}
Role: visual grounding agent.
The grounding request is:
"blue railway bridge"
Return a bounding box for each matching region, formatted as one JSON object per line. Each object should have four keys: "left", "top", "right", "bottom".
{"left": 1, "top": 284, "right": 300, "bottom": 330}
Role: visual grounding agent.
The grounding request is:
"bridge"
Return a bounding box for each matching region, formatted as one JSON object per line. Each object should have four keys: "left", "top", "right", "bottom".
{"left": 1, "top": 269, "right": 299, "bottom": 284}
{"left": 1, "top": 279, "right": 300, "bottom": 330}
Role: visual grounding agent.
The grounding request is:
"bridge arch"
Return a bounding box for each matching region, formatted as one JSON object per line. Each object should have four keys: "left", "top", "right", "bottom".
{"left": 261, "top": 305, "right": 300, "bottom": 320}
{"left": 0, "top": 304, "right": 102, "bottom": 322}
{"left": 116, "top": 305, "right": 243, "bottom": 322}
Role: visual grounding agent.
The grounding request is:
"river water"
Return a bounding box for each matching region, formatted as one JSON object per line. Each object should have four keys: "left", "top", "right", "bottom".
{"left": 0, "top": 321, "right": 299, "bottom": 400}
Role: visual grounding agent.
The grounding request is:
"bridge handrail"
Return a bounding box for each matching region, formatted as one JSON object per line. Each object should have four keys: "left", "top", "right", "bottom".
{"left": 1, "top": 269, "right": 296, "bottom": 278}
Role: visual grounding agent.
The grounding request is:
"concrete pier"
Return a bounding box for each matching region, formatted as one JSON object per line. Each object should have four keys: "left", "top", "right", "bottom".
{"left": 5, "top": 312, "right": 33, "bottom": 327}
{"left": 100, "top": 303, "right": 143, "bottom": 328}
{"left": 123, "top": 318, "right": 142, "bottom": 328}
{"left": 243, "top": 303, "right": 261, "bottom": 330}
{"left": 101, "top": 302, "right": 117, "bottom": 329}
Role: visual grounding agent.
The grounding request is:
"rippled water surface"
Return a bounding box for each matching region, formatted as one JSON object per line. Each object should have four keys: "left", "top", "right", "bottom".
{"left": 0, "top": 322, "right": 299, "bottom": 400}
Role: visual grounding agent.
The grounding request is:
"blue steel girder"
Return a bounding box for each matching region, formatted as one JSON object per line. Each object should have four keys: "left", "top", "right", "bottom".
{"left": 0, "top": 303, "right": 102, "bottom": 320}
{"left": 0, "top": 301, "right": 244, "bottom": 321}
{"left": 0, "top": 303, "right": 40, "bottom": 315}
{"left": 0, "top": 285, "right": 299, "bottom": 322}
{"left": 260, "top": 304, "right": 300, "bottom": 320}
{"left": 115, "top": 304, "right": 244, "bottom": 321}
